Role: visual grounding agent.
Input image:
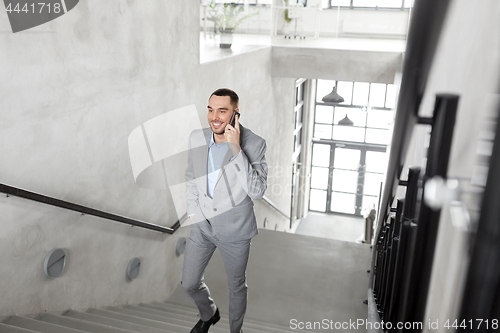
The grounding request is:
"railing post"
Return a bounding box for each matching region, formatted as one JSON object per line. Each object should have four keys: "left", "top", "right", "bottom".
{"left": 388, "top": 167, "right": 420, "bottom": 325}
{"left": 381, "top": 198, "right": 404, "bottom": 317}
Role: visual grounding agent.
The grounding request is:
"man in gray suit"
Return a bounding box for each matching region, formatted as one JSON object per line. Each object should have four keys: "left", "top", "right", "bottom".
{"left": 182, "top": 88, "right": 268, "bottom": 333}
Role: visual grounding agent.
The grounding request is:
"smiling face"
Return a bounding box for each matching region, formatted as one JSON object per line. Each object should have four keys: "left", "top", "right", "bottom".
{"left": 207, "top": 95, "right": 238, "bottom": 135}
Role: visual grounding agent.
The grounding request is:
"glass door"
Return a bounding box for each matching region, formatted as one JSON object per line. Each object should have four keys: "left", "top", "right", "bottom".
{"left": 309, "top": 141, "right": 386, "bottom": 216}
{"left": 291, "top": 78, "right": 306, "bottom": 228}
{"left": 330, "top": 145, "right": 361, "bottom": 215}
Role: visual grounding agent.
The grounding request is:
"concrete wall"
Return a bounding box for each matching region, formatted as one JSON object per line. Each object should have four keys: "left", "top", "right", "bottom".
{"left": 391, "top": 1, "right": 500, "bottom": 330}
{"left": 272, "top": 47, "right": 403, "bottom": 83}
{"left": 0, "top": 0, "right": 293, "bottom": 317}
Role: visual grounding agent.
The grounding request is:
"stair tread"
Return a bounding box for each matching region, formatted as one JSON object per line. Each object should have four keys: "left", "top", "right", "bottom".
{"left": 106, "top": 306, "right": 226, "bottom": 333}
{"left": 162, "top": 301, "right": 313, "bottom": 333}
{"left": 38, "top": 313, "right": 138, "bottom": 333}
{"left": 64, "top": 310, "right": 171, "bottom": 333}
{"left": 3, "top": 316, "right": 88, "bottom": 333}
{"left": 135, "top": 304, "right": 292, "bottom": 333}
{"left": 0, "top": 323, "right": 42, "bottom": 333}
{"left": 104, "top": 307, "right": 212, "bottom": 333}
{"left": 160, "top": 302, "right": 296, "bottom": 333}
{"left": 85, "top": 309, "right": 179, "bottom": 333}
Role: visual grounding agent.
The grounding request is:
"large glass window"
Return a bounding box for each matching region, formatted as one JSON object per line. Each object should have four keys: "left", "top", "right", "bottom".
{"left": 328, "top": 0, "right": 412, "bottom": 9}
{"left": 309, "top": 79, "right": 394, "bottom": 216}
{"left": 314, "top": 79, "right": 396, "bottom": 145}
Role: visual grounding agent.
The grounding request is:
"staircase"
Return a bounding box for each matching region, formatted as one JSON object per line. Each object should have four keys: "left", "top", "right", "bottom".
{"left": 1, "top": 301, "right": 302, "bottom": 333}
{"left": 1, "top": 230, "right": 370, "bottom": 333}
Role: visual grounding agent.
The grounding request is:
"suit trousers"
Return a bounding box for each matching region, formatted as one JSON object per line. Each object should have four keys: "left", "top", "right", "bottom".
{"left": 182, "top": 222, "right": 251, "bottom": 333}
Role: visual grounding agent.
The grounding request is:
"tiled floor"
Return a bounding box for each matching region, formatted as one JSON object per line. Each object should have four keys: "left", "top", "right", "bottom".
{"left": 295, "top": 211, "right": 368, "bottom": 243}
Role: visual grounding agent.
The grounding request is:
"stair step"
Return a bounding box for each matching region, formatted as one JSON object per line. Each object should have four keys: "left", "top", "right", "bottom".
{"left": 159, "top": 302, "right": 303, "bottom": 333}
{"left": 38, "top": 313, "right": 137, "bottom": 333}
{"left": 64, "top": 310, "right": 170, "bottom": 333}
{"left": 138, "top": 304, "right": 290, "bottom": 333}
{"left": 3, "top": 316, "right": 87, "bottom": 333}
{"left": 86, "top": 309, "right": 177, "bottom": 333}
{"left": 103, "top": 307, "right": 201, "bottom": 333}
{"left": 0, "top": 323, "right": 41, "bottom": 333}
{"left": 137, "top": 304, "right": 194, "bottom": 319}
{"left": 120, "top": 305, "right": 237, "bottom": 333}
{"left": 124, "top": 305, "right": 193, "bottom": 322}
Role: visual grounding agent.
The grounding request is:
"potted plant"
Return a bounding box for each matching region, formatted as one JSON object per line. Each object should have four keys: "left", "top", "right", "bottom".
{"left": 208, "top": 1, "right": 259, "bottom": 48}
{"left": 282, "top": 0, "right": 292, "bottom": 36}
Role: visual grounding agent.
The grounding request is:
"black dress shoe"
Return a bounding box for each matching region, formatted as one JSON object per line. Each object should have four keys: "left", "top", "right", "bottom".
{"left": 190, "top": 308, "right": 220, "bottom": 333}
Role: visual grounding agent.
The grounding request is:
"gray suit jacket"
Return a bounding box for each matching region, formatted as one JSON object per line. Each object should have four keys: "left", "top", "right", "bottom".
{"left": 185, "top": 124, "right": 267, "bottom": 241}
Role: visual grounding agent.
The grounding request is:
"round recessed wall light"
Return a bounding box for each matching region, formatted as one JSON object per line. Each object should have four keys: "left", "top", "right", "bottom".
{"left": 126, "top": 258, "right": 141, "bottom": 280}
{"left": 43, "top": 248, "right": 66, "bottom": 279}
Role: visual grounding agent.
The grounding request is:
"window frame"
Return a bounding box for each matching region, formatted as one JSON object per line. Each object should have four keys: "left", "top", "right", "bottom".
{"left": 309, "top": 79, "right": 393, "bottom": 216}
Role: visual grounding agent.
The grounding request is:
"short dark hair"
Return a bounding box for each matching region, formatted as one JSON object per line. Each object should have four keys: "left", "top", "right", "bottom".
{"left": 210, "top": 88, "right": 239, "bottom": 109}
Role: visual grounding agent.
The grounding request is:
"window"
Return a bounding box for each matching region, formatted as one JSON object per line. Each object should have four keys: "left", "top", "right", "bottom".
{"left": 309, "top": 79, "right": 394, "bottom": 216}
{"left": 328, "top": 0, "right": 412, "bottom": 9}
{"left": 314, "top": 80, "right": 396, "bottom": 145}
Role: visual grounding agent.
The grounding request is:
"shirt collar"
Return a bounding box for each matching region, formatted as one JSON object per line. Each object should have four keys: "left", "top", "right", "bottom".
{"left": 209, "top": 131, "right": 227, "bottom": 148}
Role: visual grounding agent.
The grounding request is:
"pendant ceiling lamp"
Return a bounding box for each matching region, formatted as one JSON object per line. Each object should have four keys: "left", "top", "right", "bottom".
{"left": 338, "top": 115, "right": 354, "bottom": 126}
{"left": 322, "top": 84, "right": 352, "bottom": 126}
{"left": 322, "top": 86, "right": 344, "bottom": 104}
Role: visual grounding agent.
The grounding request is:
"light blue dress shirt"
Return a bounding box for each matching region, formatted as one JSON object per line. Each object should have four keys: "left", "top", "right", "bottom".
{"left": 207, "top": 132, "right": 229, "bottom": 198}
{"left": 207, "top": 132, "right": 241, "bottom": 198}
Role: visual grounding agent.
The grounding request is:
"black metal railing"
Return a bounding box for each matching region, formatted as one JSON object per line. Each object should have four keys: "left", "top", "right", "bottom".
{"left": 367, "top": 0, "right": 455, "bottom": 329}
{"left": 371, "top": 94, "right": 458, "bottom": 331}
{"left": 373, "top": 0, "right": 452, "bottom": 248}
{"left": 0, "top": 183, "right": 182, "bottom": 234}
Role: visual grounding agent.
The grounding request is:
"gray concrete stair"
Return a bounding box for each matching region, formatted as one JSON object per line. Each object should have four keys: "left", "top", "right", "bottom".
{"left": 150, "top": 301, "right": 300, "bottom": 333}
{"left": 64, "top": 310, "right": 170, "bottom": 333}
{"left": 2, "top": 300, "right": 310, "bottom": 333}
{"left": 136, "top": 302, "right": 294, "bottom": 333}
{"left": 0, "top": 323, "right": 40, "bottom": 333}
{"left": 103, "top": 306, "right": 205, "bottom": 333}
{"left": 37, "top": 313, "right": 137, "bottom": 333}
{"left": 1, "top": 230, "right": 370, "bottom": 333}
{"left": 122, "top": 304, "right": 266, "bottom": 333}
{"left": 2, "top": 316, "right": 87, "bottom": 333}
{"left": 85, "top": 309, "right": 177, "bottom": 333}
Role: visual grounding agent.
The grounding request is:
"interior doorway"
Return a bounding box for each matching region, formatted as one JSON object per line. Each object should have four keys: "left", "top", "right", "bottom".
{"left": 309, "top": 142, "right": 386, "bottom": 216}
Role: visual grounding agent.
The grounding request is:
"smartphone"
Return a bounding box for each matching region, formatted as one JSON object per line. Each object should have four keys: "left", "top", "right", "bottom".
{"left": 229, "top": 111, "right": 241, "bottom": 127}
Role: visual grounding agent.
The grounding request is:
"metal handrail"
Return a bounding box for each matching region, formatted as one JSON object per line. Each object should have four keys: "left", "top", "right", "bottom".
{"left": 0, "top": 183, "right": 182, "bottom": 234}
{"left": 261, "top": 195, "right": 290, "bottom": 220}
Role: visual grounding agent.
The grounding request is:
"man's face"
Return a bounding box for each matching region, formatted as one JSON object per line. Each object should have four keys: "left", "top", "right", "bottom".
{"left": 207, "top": 95, "right": 237, "bottom": 134}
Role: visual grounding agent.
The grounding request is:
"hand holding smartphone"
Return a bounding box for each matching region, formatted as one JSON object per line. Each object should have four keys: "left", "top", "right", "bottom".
{"left": 229, "top": 111, "right": 240, "bottom": 127}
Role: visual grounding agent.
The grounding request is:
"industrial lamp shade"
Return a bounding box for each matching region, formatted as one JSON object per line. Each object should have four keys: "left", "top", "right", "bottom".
{"left": 322, "top": 87, "right": 344, "bottom": 104}
{"left": 338, "top": 115, "right": 354, "bottom": 126}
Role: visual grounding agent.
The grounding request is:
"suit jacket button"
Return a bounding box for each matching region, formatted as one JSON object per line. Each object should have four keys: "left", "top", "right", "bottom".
{"left": 213, "top": 208, "right": 217, "bottom": 212}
